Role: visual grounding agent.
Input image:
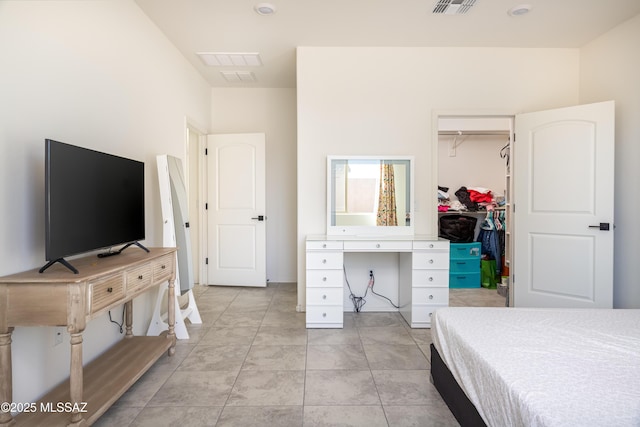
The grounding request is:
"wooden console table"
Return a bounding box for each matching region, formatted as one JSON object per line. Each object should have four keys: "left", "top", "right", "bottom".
{"left": 0, "top": 247, "right": 177, "bottom": 426}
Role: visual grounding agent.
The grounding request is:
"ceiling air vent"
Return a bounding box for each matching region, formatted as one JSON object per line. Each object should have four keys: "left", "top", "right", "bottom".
{"left": 433, "top": 0, "right": 477, "bottom": 15}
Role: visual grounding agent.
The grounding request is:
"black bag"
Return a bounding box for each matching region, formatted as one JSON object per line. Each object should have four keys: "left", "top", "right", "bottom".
{"left": 438, "top": 215, "right": 477, "bottom": 243}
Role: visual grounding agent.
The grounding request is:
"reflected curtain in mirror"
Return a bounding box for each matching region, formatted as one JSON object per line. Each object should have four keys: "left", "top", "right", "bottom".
{"left": 377, "top": 162, "right": 398, "bottom": 226}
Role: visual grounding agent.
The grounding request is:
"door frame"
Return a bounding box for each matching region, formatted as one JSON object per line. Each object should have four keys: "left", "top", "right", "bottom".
{"left": 184, "top": 117, "right": 208, "bottom": 286}
{"left": 432, "top": 109, "right": 516, "bottom": 306}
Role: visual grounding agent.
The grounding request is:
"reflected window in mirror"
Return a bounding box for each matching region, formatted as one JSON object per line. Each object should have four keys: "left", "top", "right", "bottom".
{"left": 327, "top": 156, "right": 414, "bottom": 236}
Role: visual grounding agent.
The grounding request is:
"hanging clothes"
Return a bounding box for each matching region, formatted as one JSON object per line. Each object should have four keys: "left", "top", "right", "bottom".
{"left": 477, "top": 210, "right": 502, "bottom": 278}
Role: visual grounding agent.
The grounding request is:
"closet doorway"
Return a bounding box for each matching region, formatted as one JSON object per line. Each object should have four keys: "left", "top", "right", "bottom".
{"left": 435, "top": 102, "right": 615, "bottom": 309}
{"left": 436, "top": 115, "right": 513, "bottom": 308}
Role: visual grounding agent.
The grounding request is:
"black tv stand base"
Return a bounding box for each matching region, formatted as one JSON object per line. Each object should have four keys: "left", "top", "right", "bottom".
{"left": 97, "top": 241, "right": 150, "bottom": 259}
{"left": 39, "top": 258, "right": 79, "bottom": 274}
{"left": 39, "top": 243, "right": 150, "bottom": 274}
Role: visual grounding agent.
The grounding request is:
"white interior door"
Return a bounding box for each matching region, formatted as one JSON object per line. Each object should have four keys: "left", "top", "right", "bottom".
{"left": 206, "top": 133, "right": 266, "bottom": 287}
{"left": 513, "top": 101, "right": 614, "bottom": 308}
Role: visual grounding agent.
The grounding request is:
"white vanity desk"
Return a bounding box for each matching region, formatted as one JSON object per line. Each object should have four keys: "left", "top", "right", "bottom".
{"left": 306, "top": 235, "right": 450, "bottom": 329}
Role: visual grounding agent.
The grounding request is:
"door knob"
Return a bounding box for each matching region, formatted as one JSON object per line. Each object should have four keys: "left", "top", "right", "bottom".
{"left": 251, "top": 215, "right": 265, "bottom": 221}
{"left": 588, "top": 222, "right": 610, "bottom": 231}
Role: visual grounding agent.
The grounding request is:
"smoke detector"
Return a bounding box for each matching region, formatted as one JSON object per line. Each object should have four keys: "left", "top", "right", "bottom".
{"left": 433, "top": 0, "right": 477, "bottom": 15}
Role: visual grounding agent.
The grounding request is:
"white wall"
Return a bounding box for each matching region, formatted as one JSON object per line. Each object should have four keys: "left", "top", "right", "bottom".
{"left": 0, "top": 1, "right": 211, "bottom": 404}
{"left": 211, "top": 88, "right": 298, "bottom": 283}
{"left": 297, "top": 46, "right": 580, "bottom": 309}
{"left": 438, "top": 135, "right": 510, "bottom": 201}
{"left": 580, "top": 13, "right": 640, "bottom": 308}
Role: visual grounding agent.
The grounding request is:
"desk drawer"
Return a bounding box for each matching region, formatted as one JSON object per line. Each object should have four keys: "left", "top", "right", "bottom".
{"left": 126, "top": 263, "right": 152, "bottom": 293}
{"left": 153, "top": 253, "right": 174, "bottom": 282}
{"left": 306, "top": 288, "right": 343, "bottom": 305}
{"left": 412, "top": 269, "right": 449, "bottom": 287}
{"left": 411, "top": 304, "right": 447, "bottom": 324}
{"left": 412, "top": 252, "right": 449, "bottom": 269}
{"left": 412, "top": 287, "right": 448, "bottom": 305}
{"left": 307, "top": 269, "right": 343, "bottom": 288}
{"left": 306, "top": 305, "right": 343, "bottom": 324}
{"left": 343, "top": 240, "right": 412, "bottom": 251}
{"left": 306, "top": 252, "right": 343, "bottom": 269}
{"left": 91, "top": 273, "right": 124, "bottom": 313}
{"left": 413, "top": 241, "right": 449, "bottom": 251}
{"left": 307, "top": 240, "right": 343, "bottom": 250}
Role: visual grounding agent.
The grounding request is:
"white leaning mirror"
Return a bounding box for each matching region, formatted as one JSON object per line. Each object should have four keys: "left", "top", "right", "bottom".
{"left": 327, "top": 156, "right": 414, "bottom": 236}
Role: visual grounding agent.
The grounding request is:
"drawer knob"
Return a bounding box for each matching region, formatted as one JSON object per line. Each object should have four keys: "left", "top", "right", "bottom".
{"left": 322, "top": 259, "right": 327, "bottom": 264}
{"left": 322, "top": 295, "right": 327, "bottom": 300}
{"left": 322, "top": 312, "right": 327, "bottom": 317}
{"left": 161, "top": 265, "right": 166, "bottom": 269}
{"left": 429, "top": 313, "right": 433, "bottom": 318}
{"left": 322, "top": 243, "right": 327, "bottom": 248}
{"left": 138, "top": 275, "right": 143, "bottom": 280}
{"left": 429, "top": 294, "right": 434, "bottom": 300}
{"left": 376, "top": 243, "right": 381, "bottom": 248}
{"left": 322, "top": 277, "right": 327, "bottom": 282}
{"left": 107, "top": 287, "right": 113, "bottom": 293}
{"left": 428, "top": 277, "right": 433, "bottom": 282}
{"left": 429, "top": 243, "right": 434, "bottom": 248}
{"left": 428, "top": 259, "right": 434, "bottom": 264}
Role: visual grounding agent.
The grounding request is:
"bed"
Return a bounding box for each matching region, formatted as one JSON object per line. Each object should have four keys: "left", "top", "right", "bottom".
{"left": 430, "top": 307, "right": 640, "bottom": 427}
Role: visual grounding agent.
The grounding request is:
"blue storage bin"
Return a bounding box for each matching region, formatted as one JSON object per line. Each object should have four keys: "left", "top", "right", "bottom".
{"left": 450, "top": 259, "right": 481, "bottom": 273}
{"left": 450, "top": 242, "right": 481, "bottom": 259}
{"left": 449, "top": 272, "right": 481, "bottom": 288}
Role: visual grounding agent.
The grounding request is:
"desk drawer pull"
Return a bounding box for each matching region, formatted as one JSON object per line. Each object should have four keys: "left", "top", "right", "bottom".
{"left": 322, "top": 312, "right": 327, "bottom": 317}
{"left": 428, "top": 294, "right": 434, "bottom": 300}
{"left": 138, "top": 275, "right": 143, "bottom": 280}
{"left": 376, "top": 243, "right": 381, "bottom": 248}
{"left": 322, "top": 294, "right": 327, "bottom": 300}
{"left": 428, "top": 259, "right": 434, "bottom": 264}
{"left": 107, "top": 287, "right": 113, "bottom": 293}
{"left": 322, "top": 259, "right": 327, "bottom": 264}
{"left": 161, "top": 264, "right": 166, "bottom": 269}
{"left": 428, "top": 277, "right": 434, "bottom": 282}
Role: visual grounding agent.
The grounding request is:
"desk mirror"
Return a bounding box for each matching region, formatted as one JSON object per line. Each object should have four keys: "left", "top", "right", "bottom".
{"left": 327, "top": 156, "right": 414, "bottom": 236}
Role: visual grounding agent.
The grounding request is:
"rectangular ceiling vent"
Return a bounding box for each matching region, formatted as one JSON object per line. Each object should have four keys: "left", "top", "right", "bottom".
{"left": 433, "top": 0, "right": 477, "bottom": 15}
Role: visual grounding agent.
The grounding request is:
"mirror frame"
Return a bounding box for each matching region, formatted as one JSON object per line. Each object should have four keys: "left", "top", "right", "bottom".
{"left": 326, "top": 155, "right": 415, "bottom": 236}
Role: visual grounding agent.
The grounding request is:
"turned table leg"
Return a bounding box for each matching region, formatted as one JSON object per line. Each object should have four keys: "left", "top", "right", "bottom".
{"left": 0, "top": 328, "right": 15, "bottom": 426}
{"left": 167, "top": 278, "right": 176, "bottom": 356}
{"left": 125, "top": 301, "right": 133, "bottom": 338}
{"left": 68, "top": 332, "right": 84, "bottom": 426}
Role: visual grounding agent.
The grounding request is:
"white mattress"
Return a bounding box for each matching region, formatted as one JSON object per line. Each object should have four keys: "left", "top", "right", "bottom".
{"left": 432, "top": 307, "right": 640, "bottom": 427}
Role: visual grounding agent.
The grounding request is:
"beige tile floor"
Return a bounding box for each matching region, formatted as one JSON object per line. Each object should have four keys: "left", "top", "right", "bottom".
{"left": 96, "top": 284, "right": 505, "bottom": 427}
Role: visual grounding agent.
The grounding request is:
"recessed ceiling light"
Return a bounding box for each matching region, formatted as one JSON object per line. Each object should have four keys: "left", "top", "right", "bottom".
{"left": 254, "top": 3, "right": 276, "bottom": 15}
{"left": 508, "top": 4, "right": 531, "bottom": 16}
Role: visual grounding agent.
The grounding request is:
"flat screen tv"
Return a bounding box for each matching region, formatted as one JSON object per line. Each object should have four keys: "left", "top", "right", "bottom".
{"left": 41, "top": 139, "right": 147, "bottom": 274}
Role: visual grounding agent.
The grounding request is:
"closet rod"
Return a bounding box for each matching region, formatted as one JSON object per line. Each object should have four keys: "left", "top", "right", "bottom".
{"left": 438, "top": 130, "right": 510, "bottom": 136}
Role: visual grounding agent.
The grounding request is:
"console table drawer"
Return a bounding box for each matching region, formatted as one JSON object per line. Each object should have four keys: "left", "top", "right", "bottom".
{"left": 412, "top": 287, "right": 449, "bottom": 305}
{"left": 307, "top": 241, "right": 343, "bottom": 250}
{"left": 412, "top": 269, "right": 449, "bottom": 287}
{"left": 307, "top": 287, "right": 343, "bottom": 305}
{"left": 412, "top": 252, "right": 449, "bottom": 269}
{"left": 306, "top": 252, "right": 343, "bottom": 269}
{"left": 153, "top": 253, "right": 174, "bottom": 282}
{"left": 343, "top": 241, "right": 412, "bottom": 251}
{"left": 126, "top": 263, "right": 152, "bottom": 293}
{"left": 306, "top": 269, "right": 343, "bottom": 288}
{"left": 91, "top": 273, "right": 125, "bottom": 313}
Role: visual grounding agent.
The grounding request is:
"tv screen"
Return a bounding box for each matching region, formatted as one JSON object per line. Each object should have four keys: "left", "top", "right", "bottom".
{"left": 44, "top": 139, "right": 145, "bottom": 271}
